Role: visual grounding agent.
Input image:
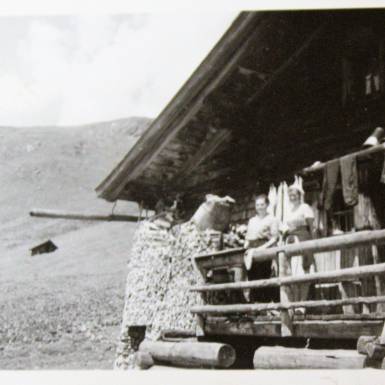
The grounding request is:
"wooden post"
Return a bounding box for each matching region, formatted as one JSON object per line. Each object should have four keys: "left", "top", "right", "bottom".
{"left": 196, "top": 314, "right": 205, "bottom": 337}
{"left": 379, "top": 321, "right": 385, "bottom": 345}
{"left": 278, "top": 251, "right": 294, "bottom": 336}
{"left": 372, "top": 245, "right": 385, "bottom": 312}
{"left": 338, "top": 282, "right": 356, "bottom": 315}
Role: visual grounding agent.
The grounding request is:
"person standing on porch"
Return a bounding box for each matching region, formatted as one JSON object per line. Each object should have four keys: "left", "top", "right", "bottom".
{"left": 243, "top": 194, "right": 280, "bottom": 302}
{"left": 282, "top": 184, "right": 316, "bottom": 311}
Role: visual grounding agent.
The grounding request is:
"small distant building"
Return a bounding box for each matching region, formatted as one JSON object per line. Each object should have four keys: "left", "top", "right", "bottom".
{"left": 30, "top": 240, "right": 58, "bottom": 256}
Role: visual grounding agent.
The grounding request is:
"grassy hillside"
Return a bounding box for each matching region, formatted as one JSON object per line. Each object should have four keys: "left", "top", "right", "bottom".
{"left": 0, "top": 117, "right": 150, "bottom": 369}
{"left": 0, "top": 117, "right": 150, "bottom": 251}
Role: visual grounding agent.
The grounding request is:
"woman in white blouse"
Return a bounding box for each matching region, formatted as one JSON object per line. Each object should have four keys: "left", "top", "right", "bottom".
{"left": 282, "top": 184, "right": 316, "bottom": 310}
{"left": 243, "top": 194, "right": 280, "bottom": 302}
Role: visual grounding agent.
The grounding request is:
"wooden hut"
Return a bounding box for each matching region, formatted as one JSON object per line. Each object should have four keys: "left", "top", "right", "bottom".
{"left": 30, "top": 240, "right": 58, "bottom": 256}
{"left": 97, "top": 10, "right": 385, "bottom": 367}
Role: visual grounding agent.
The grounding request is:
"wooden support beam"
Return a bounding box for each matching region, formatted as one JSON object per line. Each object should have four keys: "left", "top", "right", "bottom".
{"left": 379, "top": 321, "right": 385, "bottom": 345}
{"left": 206, "top": 313, "right": 385, "bottom": 323}
{"left": 204, "top": 318, "right": 384, "bottom": 339}
{"left": 191, "top": 295, "right": 385, "bottom": 315}
{"left": 30, "top": 208, "right": 140, "bottom": 222}
{"left": 372, "top": 245, "right": 385, "bottom": 313}
{"left": 301, "top": 143, "right": 385, "bottom": 175}
{"left": 247, "top": 20, "right": 330, "bottom": 105}
{"left": 253, "top": 346, "right": 369, "bottom": 369}
{"left": 278, "top": 251, "right": 294, "bottom": 337}
{"left": 139, "top": 340, "right": 236, "bottom": 368}
{"left": 190, "top": 262, "right": 385, "bottom": 292}
{"left": 196, "top": 314, "right": 205, "bottom": 338}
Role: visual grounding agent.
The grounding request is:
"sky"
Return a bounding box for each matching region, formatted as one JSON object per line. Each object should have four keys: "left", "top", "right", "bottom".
{"left": 0, "top": 13, "right": 236, "bottom": 126}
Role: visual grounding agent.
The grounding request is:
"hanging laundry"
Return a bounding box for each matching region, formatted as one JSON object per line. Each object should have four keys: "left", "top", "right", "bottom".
{"left": 321, "top": 159, "right": 340, "bottom": 211}
{"left": 354, "top": 193, "right": 381, "bottom": 230}
{"left": 340, "top": 154, "right": 358, "bottom": 206}
{"left": 267, "top": 183, "right": 277, "bottom": 216}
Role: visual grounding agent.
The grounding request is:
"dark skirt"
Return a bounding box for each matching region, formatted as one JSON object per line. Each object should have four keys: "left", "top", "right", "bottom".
{"left": 246, "top": 238, "right": 279, "bottom": 303}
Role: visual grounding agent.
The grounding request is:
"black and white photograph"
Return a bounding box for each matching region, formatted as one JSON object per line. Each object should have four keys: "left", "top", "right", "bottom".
{"left": 2, "top": 1, "right": 385, "bottom": 377}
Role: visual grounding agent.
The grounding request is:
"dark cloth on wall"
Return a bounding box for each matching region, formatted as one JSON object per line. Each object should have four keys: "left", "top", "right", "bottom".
{"left": 321, "top": 159, "right": 340, "bottom": 211}
{"left": 340, "top": 154, "right": 358, "bottom": 207}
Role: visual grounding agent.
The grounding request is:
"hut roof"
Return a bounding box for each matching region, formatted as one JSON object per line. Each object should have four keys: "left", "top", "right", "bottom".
{"left": 96, "top": 9, "right": 385, "bottom": 209}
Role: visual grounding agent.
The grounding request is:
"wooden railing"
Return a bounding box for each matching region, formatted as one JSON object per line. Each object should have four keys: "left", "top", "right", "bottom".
{"left": 190, "top": 229, "right": 385, "bottom": 339}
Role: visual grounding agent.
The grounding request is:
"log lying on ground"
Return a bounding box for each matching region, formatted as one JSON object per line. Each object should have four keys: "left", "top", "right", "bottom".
{"left": 30, "top": 208, "right": 140, "bottom": 222}
{"left": 134, "top": 352, "right": 154, "bottom": 369}
{"left": 139, "top": 340, "right": 236, "bottom": 368}
{"left": 253, "top": 346, "right": 369, "bottom": 369}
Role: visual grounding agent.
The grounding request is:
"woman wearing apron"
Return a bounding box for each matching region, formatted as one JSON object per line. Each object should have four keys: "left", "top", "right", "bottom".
{"left": 283, "top": 184, "right": 315, "bottom": 313}
{"left": 244, "top": 194, "right": 279, "bottom": 302}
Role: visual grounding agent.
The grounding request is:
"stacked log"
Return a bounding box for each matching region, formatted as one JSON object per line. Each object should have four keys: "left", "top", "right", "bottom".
{"left": 114, "top": 221, "right": 174, "bottom": 369}
{"left": 115, "top": 220, "right": 218, "bottom": 369}
{"left": 149, "top": 221, "right": 218, "bottom": 339}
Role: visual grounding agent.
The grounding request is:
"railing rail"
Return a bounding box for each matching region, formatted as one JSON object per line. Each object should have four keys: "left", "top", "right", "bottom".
{"left": 190, "top": 229, "right": 385, "bottom": 338}
{"left": 190, "top": 262, "right": 385, "bottom": 292}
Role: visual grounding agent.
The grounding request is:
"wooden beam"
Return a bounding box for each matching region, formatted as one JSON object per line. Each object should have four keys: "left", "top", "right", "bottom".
{"left": 249, "top": 230, "right": 385, "bottom": 265}
{"left": 206, "top": 313, "right": 385, "bottom": 322}
{"left": 204, "top": 318, "right": 384, "bottom": 339}
{"left": 190, "top": 262, "right": 385, "bottom": 293}
{"left": 30, "top": 208, "right": 140, "bottom": 223}
{"left": 278, "top": 251, "right": 294, "bottom": 337}
{"left": 193, "top": 231, "right": 385, "bottom": 276}
{"left": 173, "top": 129, "right": 232, "bottom": 184}
{"left": 247, "top": 20, "right": 330, "bottom": 105}
{"left": 191, "top": 295, "right": 385, "bottom": 315}
{"left": 253, "top": 346, "right": 369, "bottom": 369}
{"left": 301, "top": 143, "right": 385, "bottom": 175}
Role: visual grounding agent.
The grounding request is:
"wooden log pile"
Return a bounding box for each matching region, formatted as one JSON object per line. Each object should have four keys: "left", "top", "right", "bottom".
{"left": 115, "top": 220, "right": 219, "bottom": 369}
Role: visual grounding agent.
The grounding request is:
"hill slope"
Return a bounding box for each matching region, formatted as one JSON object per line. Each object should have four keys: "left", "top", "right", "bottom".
{"left": 0, "top": 117, "right": 151, "bottom": 369}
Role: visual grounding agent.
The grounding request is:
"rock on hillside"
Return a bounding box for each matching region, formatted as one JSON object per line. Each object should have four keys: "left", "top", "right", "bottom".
{"left": 0, "top": 117, "right": 151, "bottom": 251}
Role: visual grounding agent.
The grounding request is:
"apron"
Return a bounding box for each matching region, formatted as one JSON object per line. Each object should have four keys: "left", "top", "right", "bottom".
{"left": 247, "top": 238, "right": 279, "bottom": 303}
{"left": 285, "top": 226, "right": 315, "bottom": 275}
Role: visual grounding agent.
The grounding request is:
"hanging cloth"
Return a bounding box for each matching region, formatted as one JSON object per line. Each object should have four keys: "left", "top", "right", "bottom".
{"left": 340, "top": 154, "right": 358, "bottom": 207}
{"left": 321, "top": 159, "right": 340, "bottom": 211}
{"left": 267, "top": 183, "right": 277, "bottom": 216}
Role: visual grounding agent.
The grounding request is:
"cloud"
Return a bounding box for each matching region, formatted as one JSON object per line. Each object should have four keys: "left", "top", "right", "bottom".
{"left": 0, "top": 13, "right": 236, "bottom": 126}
